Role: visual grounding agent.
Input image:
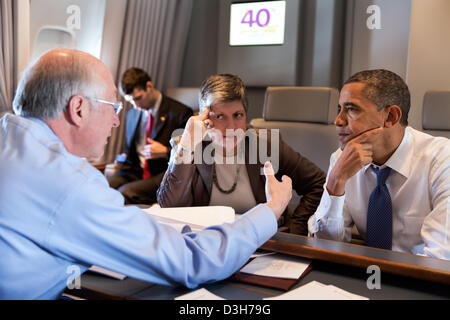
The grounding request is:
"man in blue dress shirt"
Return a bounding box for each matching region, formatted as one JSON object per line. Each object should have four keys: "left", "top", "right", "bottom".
{"left": 0, "top": 49, "right": 292, "bottom": 299}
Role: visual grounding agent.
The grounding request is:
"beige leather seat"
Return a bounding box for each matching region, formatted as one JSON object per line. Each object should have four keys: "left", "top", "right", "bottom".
{"left": 165, "top": 87, "right": 200, "bottom": 115}
{"left": 250, "top": 86, "right": 340, "bottom": 172}
{"left": 422, "top": 90, "right": 450, "bottom": 139}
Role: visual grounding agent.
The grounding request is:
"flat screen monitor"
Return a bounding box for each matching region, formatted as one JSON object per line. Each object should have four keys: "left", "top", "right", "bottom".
{"left": 229, "top": 1, "right": 286, "bottom": 46}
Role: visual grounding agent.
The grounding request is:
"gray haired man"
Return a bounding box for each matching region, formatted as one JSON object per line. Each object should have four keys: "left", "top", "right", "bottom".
{"left": 0, "top": 49, "right": 292, "bottom": 299}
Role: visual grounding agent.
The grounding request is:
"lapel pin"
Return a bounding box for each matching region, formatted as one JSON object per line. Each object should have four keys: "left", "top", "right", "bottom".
{"left": 160, "top": 116, "right": 166, "bottom": 122}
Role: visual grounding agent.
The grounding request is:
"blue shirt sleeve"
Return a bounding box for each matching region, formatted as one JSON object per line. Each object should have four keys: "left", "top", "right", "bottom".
{"left": 45, "top": 172, "right": 277, "bottom": 288}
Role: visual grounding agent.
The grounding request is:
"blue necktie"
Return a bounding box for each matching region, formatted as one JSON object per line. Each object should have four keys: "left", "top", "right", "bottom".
{"left": 366, "top": 166, "right": 392, "bottom": 250}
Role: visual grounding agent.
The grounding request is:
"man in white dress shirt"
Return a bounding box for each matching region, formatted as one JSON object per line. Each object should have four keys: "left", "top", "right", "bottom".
{"left": 308, "top": 69, "right": 450, "bottom": 260}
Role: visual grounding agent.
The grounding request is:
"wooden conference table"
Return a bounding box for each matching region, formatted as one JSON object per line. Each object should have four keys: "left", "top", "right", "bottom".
{"left": 66, "top": 232, "right": 450, "bottom": 300}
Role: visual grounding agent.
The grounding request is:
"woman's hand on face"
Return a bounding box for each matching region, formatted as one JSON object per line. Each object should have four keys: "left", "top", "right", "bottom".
{"left": 179, "top": 107, "right": 214, "bottom": 150}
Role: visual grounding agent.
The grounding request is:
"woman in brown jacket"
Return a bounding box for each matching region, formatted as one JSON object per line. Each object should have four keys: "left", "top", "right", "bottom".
{"left": 157, "top": 74, "right": 325, "bottom": 235}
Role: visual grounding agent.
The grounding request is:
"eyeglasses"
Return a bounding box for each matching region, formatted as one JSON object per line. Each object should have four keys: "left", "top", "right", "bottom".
{"left": 93, "top": 98, "right": 123, "bottom": 115}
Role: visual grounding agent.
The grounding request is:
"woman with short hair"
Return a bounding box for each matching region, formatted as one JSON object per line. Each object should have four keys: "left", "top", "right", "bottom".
{"left": 157, "top": 74, "right": 325, "bottom": 235}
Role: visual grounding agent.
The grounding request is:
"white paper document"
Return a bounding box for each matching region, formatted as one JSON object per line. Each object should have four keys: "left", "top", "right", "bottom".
{"left": 249, "top": 251, "right": 277, "bottom": 259}
{"left": 175, "top": 288, "right": 226, "bottom": 300}
{"left": 144, "top": 206, "right": 235, "bottom": 232}
{"left": 239, "top": 254, "right": 311, "bottom": 279}
{"left": 88, "top": 265, "right": 127, "bottom": 280}
{"left": 264, "top": 281, "right": 369, "bottom": 300}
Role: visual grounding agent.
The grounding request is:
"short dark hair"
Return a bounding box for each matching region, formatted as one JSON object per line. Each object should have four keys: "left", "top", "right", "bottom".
{"left": 199, "top": 74, "right": 248, "bottom": 113}
{"left": 344, "top": 69, "right": 410, "bottom": 126}
{"left": 120, "top": 67, "right": 151, "bottom": 96}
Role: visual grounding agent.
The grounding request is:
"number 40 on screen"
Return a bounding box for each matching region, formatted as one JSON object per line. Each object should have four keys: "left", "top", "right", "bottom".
{"left": 241, "top": 8, "right": 271, "bottom": 28}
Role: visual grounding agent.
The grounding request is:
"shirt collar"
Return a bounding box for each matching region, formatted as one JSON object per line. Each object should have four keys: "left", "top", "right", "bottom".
{"left": 25, "top": 116, "right": 60, "bottom": 141}
{"left": 363, "top": 127, "right": 412, "bottom": 179}
{"left": 150, "top": 92, "right": 162, "bottom": 117}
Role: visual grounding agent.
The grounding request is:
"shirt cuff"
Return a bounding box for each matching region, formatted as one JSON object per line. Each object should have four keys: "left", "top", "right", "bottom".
{"left": 316, "top": 186, "right": 346, "bottom": 221}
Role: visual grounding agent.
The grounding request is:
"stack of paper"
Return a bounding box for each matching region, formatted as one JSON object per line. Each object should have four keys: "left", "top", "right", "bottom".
{"left": 88, "top": 265, "right": 127, "bottom": 280}
{"left": 264, "top": 281, "right": 369, "bottom": 300}
{"left": 249, "top": 251, "right": 277, "bottom": 259}
{"left": 143, "top": 206, "right": 235, "bottom": 232}
{"left": 240, "top": 254, "right": 311, "bottom": 279}
{"left": 175, "top": 288, "right": 225, "bottom": 300}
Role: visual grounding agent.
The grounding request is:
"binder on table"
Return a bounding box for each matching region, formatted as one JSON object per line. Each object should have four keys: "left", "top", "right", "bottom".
{"left": 230, "top": 254, "right": 312, "bottom": 291}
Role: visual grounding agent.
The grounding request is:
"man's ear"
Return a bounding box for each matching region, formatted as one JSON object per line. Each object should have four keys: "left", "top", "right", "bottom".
{"left": 384, "top": 105, "right": 402, "bottom": 128}
{"left": 146, "top": 81, "right": 154, "bottom": 91}
{"left": 66, "top": 95, "right": 89, "bottom": 127}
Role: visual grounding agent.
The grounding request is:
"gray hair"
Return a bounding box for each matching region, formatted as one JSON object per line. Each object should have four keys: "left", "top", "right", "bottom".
{"left": 199, "top": 74, "right": 248, "bottom": 113}
{"left": 13, "top": 51, "right": 102, "bottom": 120}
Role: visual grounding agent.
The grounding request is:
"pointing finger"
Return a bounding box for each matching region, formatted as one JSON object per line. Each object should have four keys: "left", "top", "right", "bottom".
{"left": 263, "top": 161, "right": 275, "bottom": 177}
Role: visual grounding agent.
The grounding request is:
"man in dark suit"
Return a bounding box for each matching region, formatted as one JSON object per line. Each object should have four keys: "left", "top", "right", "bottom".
{"left": 108, "top": 68, "right": 193, "bottom": 204}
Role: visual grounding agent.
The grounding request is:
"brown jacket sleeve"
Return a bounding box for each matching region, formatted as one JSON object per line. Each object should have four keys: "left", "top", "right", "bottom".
{"left": 157, "top": 160, "right": 197, "bottom": 207}
{"left": 157, "top": 140, "right": 211, "bottom": 207}
{"left": 276, "top": 136, "right": 326, "bottom": 235}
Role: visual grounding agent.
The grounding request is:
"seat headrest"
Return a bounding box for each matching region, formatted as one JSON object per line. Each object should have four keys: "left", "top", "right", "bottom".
{"left": 263, "top": 87, "right": 339, "bottom": 124}
{"left": 422, "top": 90, "right": 450, "bottom": 130}
{"left": 165, "top": 87, "right": 200, "bottom": 112}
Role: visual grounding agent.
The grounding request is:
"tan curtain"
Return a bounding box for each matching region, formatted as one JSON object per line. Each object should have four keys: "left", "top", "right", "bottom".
{"left": 99, "top": 0, "right": 193, "bottom": 164}
{"left": 0, "top": 0, "right": 15, "bottom": 117}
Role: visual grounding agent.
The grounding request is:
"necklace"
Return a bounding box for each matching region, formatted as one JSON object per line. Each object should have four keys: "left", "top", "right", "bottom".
{"left": 212, "top": 164, "right": 240, "bottom": 194}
